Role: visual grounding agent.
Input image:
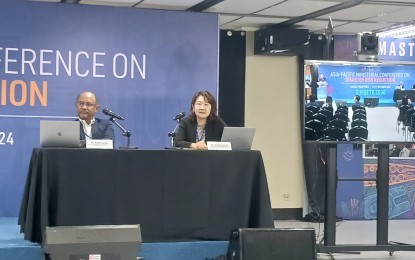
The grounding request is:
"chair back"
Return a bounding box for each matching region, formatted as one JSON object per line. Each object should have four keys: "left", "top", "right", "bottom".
{"left": 321, "top": 106, "right": 334, "bottom": 115}
{"left": 398, "top": 104, "right": 411, "bottom": 121}
{"left": 323, "top": 126, "right": 346, "bottom": 141}
{"left": 409, "top": 113, "right": 415, "bottom": 132}
{"left": 328, "top": 118, "right": 348, "bottom": 132}
{"left": 305, "top": 109, "right": 314, "bottom": 122}
{"left": 305, "top": 105, "right": 320, "bottom": 114}
{"left": 405, "top": 108, "right": 415, "bottom": 126}
{"left": 305, "top": 119, "right": 325, "bottom": 139}
{"left": 351, "top": 119, "right": 367, "bottom": 129}
{"left": 337, "top": 105, "right": 348, "bottom": 112}
{"left": 334, "top": 113, "right": 348, "bottom": 123}
{"left": 352, "top": 112, "right": 366, "bottom": 121}
{"left": 353, "top": 108, "right": 366, "bottom": 115}
{"left": 304, "top": 127, "right": 317, "bottom": 140}
{"left": 349, "top": 126, "right": 368, "bottom": 141}
{"left": 312, "top": 112, "right": 328, "bottom": 125}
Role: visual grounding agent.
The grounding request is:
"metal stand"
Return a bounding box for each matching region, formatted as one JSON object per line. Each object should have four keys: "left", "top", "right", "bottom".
{"left": 109, "top": 117, "right": 138, "bottom": 149}
{"left": 167, "top": 118, "right": 182, "bottom": 147}
{"left": 317, "top": 144, "right": 415, "bottom": 255}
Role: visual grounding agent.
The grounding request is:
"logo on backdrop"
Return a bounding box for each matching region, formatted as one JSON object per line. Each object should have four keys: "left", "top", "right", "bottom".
{"left": 342, "top": 146, "right": 354, "bottom": 161}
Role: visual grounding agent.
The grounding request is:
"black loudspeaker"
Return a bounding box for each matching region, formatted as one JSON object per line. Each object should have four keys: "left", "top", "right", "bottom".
{"left": 43, "top": 225, "right": 142, "bottom": 260}
{"left": 227, "top": 228, "right": 316, "bottom": 260}
{"left": 254, "top": 26, "right": 309, "bottom": 55}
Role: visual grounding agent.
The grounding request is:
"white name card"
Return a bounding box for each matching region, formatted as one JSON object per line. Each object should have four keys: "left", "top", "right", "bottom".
{"left": 207, "top": 141, "right": 232, "bottom": 150}
{"left": 86, "top": 139, "right": 113, "bottom": 149}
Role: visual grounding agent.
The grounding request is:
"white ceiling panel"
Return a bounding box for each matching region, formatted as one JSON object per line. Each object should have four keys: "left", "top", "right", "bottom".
{"left": 80, "top": 0, "right": 138, "bottom": 7}
{"left": 138, "top": 0, "right": 200, "bottom": 7}
{"left": 134, "top": 4, "right": 188, "bottom": 11}
{"left": 316, "top": 4, "right": 403, "bottom": 21}
{"left": 257, "top": 0, "right": 339, "bottom": 16}
{"left": 365, "top": 7, "right": 415, "bottom": 23}
{"left": 220, "top": 16, "right": 286, "bottom": 31}
{"left": 373, "top": 0, "right": 415, "bottom": 3}
{"left": 334, "top": 22, "right": 395, "bottom": 34}
{"left": 31, "top": 0, "right": 61, "bottom": 2}
{"left": 28, "top": 0, "right": 415, "bottom": 35}
{"left": 206, "top": 0, "right": 285, "bottom": 15}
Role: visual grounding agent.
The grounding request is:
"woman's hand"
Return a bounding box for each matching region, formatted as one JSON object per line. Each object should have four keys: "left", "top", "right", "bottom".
{"left": 190, "top": 141, "right": 208, "bottom": 149}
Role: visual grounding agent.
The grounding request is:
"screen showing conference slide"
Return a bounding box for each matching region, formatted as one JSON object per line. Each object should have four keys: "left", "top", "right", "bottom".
{"left": 304, "top": 60, "right": 415, "bottom": 143}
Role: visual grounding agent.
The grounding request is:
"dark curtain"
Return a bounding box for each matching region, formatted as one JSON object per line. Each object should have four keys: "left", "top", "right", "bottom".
{"left": 218, "top": 30, "right": 246, "bottom": 127}
{"left": 302, "top": 143, "right": 327, "bottom": 222}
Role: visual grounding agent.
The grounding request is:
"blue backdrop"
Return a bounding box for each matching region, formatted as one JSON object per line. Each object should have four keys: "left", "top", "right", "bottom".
{"left": 317, "top": 64, "right": 415, "bottom": 105}
{"left": 0, "top": 0, "right": 219, "bottom": 216}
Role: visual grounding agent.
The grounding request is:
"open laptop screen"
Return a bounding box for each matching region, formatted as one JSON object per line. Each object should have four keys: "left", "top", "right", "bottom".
{"left": 40, "top": 121, "right": 81, "bottom": 147}
{"left": 220, "top": 127, "right": 256, "bottom": 150}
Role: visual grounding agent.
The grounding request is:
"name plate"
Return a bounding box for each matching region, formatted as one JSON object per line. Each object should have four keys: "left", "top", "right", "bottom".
{"left": 207, "top": 141, "right": 232, "bottom": 150}
{"left": 86, "top": 139, "right": 113, "bottom": 149}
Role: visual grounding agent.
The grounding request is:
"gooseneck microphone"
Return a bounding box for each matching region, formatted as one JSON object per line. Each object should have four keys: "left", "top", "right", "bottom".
{"left": 102, "top": 108, "right": 124, "bottom": 120}
{"left": 173, "top": 111, "right": 186, "bottom": 121}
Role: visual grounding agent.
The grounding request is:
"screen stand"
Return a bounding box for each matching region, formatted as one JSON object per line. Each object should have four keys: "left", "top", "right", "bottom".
{"left": 317, "top": 144, "right": 415, "bottom": 256}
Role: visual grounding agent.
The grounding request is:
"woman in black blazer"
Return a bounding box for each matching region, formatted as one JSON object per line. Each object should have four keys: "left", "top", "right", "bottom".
{"left": 174, "top": 91, "right": 227, "bottom": 149}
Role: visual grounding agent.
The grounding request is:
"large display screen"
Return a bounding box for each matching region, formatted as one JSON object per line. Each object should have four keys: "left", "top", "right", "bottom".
{"left": 303, "top": 60, "right": 415, "bottom": 143}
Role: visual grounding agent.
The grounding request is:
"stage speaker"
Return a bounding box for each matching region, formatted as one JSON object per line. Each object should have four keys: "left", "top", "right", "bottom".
{"left": 227, "top": 228, "right": 316, "bottom": 260}
{"left": 43, "top": 225, "right": 142, "bottom": 260}
{"left": 254, "top": 26, "right": 309, "bottom": 55}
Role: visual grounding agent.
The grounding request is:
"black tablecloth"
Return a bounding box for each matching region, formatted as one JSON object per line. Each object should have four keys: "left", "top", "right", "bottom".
{"left": 393, "top": 89, "right": 415, "bottom": 102}
{"left": 18, "top": 148, "right": 274, "bottom": 244}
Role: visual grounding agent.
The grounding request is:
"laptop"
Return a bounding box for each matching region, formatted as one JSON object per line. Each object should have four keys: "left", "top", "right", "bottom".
{"left": 221, "top": 127, "right": 256, "bottom": 150}
{"left": 40, "top": 120, "right": 81, "bottom": 147}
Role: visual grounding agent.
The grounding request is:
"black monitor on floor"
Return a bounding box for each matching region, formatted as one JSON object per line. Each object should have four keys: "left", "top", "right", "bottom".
{"left": 364, "top": 97, "right": 379, "bottom": 107}
{"left": 43, "top": 225, "right": 142, "bottom": 260}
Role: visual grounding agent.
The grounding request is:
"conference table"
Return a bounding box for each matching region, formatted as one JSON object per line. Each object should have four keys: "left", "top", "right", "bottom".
{"left": 393, "top": 89, "right": 415, "bottom": 102}
{"left": 18, "top": 148, "right": 274, "bottom": 244}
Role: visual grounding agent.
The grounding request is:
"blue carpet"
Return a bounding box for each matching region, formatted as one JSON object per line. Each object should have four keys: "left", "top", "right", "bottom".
{"left": 0, "top": 217, "right": 228, "bottom": 260}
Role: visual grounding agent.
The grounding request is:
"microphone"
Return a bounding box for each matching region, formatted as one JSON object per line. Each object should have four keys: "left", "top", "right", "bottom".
{"left": 102, "top": 108, "right": 124, "bottom": 120}
{"left": 173, "top": 111, "right": 186, "bottom": 121}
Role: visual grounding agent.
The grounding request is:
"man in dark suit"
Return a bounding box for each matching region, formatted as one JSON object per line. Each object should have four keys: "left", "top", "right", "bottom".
{"left": 352, "top": 95, "right": 364, "bottom": 111}
{"left": 76, "top": 91, "right": 115, "bottom": 141}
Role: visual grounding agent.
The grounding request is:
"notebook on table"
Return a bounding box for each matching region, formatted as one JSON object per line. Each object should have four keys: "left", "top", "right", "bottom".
{"left": 40, "top": 120, "right": 81, "bottom": 147}
{"left": 220, "top": 127, "right": 256, "bottom": 150}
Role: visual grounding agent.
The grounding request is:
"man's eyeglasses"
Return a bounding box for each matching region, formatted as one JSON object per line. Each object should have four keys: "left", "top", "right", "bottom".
{"left": 77, "top": 101, "right": 96, "bottom": 108}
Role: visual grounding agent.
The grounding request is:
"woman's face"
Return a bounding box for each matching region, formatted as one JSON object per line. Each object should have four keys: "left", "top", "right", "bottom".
{"left": 193, "top": 95, "right": 211, "bottom": 120}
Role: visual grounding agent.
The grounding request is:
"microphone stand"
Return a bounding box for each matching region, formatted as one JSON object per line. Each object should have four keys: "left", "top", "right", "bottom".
{"left": 109, "top": 117, "right": 138, "bottom": 149}
{"left": 168, "top": 117, "right": 183, "bottom": 147}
